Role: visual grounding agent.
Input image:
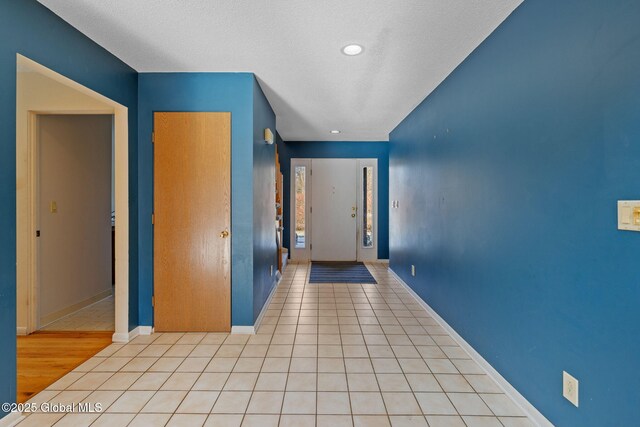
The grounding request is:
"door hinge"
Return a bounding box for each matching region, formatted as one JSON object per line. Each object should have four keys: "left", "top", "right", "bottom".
{"left": 310, "top": 169, "right": 312, "bottom": 176}
{"left": 310, "top": 244, "right": 312, "bottom": 250}
{"left": 152, "top": 213, "right": 155, "bottom": 225}
{"left": 152, "top": 132, "right": 155, "bottom": 144}
{"left": 152, "top": 296, "right": 155, "bottom": 307}
{"left": 36, "top": 230, "right": 41, "bottom": 237}
{"left": 310, "top": 206, "right": 312, "bottom": 213}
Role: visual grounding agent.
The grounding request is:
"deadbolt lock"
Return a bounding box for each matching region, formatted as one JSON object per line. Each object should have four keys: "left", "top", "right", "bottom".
{"left": 351, "top": 213, "right": 356, "bottom": 218}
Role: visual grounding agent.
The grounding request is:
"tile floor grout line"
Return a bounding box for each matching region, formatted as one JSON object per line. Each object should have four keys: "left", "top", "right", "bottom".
{"left": 382, "top": 266, "right": 469, "bottom": 423}
{"left": 19, "top": 261, "right": 533, "bottom": 427}
{"left": 360, "top": 278, "right": 395, "bottom": 425}
{"left": 260, "top": 267, "right": 290, "bottom": 425}
{"left": 385, "top": 265, "right": 490, "bottom": 426}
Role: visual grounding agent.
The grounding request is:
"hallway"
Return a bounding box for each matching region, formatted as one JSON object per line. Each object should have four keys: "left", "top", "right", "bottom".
{"left": 16, "top": 263, "right": 532, "bottom": 427}
{"left": 40, "top": 296, "right": 115, "bottom": 332}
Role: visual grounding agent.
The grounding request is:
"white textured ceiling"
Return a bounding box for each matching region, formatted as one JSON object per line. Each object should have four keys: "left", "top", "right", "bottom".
{"left": 38, "top": 0, "right": 521, "bottom": 141}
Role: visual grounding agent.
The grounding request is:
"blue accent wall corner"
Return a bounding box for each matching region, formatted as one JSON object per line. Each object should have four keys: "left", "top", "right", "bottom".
{"left": 389, "top": 0, "right": 640, "bottom": 424}
{"left": 252, "top": 77, "right": 278, "bottom": 322}
{"left": 1, "top": 0, "right": 138, "bottom": 418}
{"left": 137, "top": 72, "right": 255, "bottom": 327}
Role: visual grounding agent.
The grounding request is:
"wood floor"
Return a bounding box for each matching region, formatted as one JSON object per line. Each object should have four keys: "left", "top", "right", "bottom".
{"left": 17, "top": 331, "right": 112, "bottom": 403}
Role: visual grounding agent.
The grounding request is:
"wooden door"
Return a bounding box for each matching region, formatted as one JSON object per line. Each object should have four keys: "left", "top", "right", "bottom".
{"left": 154, "top": 112, "right": 231, "bottom": 332}
{"left": 311, "top": 159, "right": 358, "bottom": 261}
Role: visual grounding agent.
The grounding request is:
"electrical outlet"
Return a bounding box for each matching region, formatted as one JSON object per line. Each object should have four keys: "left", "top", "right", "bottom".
{"left": 563, "top": 371, "right": 579, "bottom": 407}
{"left": 411, "top": 265, "right": 416, "bottom": 276}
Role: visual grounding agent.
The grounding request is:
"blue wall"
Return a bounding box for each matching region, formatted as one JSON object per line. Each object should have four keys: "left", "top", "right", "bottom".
{"left": 277, "top": 139, "right": 389, "bottom": 259}
{"left": 0, "top": 0, "right": 138, "bottom": 418}
{"left": 389, "top": 0, "right": 640, "bottom": 425}
{"left": 252, "top": 78, "right": 278, "bottom": 321}
{"left": 138, "top": 73, "right": 257, "bottom": 327}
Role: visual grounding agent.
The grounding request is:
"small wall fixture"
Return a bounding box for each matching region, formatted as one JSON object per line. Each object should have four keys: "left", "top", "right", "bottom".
{"left": 264, "top": 128, "right": 274, "bottom": 145}
{"left": 618, "top": 200, "right": 640, "bottom": 231}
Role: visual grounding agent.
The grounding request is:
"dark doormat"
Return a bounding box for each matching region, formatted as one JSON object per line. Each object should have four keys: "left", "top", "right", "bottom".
{"left": 309, "top": 261, "right": 377, "bottom": 284}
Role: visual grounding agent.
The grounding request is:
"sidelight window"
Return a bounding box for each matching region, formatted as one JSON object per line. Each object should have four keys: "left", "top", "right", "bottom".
{"left": 294, "top": 166, "right": 306, "bottom": 249}
{"left": 362, "top": 166, "right": 374, "bottom": 248}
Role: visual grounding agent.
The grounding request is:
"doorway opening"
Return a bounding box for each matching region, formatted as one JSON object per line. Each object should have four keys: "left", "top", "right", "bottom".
{"left": 289, "top": 158, "right": 378, "bottom": 262}
{"left": 36, "top": 114, "right": 114, "bottom": 332}
{"left": 15, "top": 55, "right": 130, "bottom": 402}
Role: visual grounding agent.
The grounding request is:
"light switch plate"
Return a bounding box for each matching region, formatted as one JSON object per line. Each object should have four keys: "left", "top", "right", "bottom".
{"left": 563, "top": 371, "right": 579, "bottom": 407}
{"left": 618, "top": 201, "right": 640, "bottom": 231}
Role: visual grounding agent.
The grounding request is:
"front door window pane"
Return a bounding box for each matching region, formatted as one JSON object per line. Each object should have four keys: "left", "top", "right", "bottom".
{"left": 362, "top": 166, "right": 373, "bottom": 248}
{"left": 295, "top": 166, "right": 306, "bottom": 248}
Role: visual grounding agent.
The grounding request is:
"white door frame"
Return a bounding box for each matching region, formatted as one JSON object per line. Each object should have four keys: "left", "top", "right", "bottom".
{"left": 289, "top": 158, "right": 312, "bottom": 261}
{"left": 17, "top": 54, "right": 130, "bottom": 342}
{"left": 289, "top": 157, "right": 378, "bottom": 262}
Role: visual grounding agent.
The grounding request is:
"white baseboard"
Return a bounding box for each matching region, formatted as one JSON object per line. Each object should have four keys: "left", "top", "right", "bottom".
{"left": 388, "top": 268, "right": 553, "bottom": 427}
{"left": 0, "top": 411, "right": 24, "bottom": 427}
{"left": 231, "top": 325, "right": 255, "bottom": 334}
{"left": 16, "top": 327, "right": 27, "bottom": 336}
{"left": 231, "top": 274, "right": 282, "bottom": 335}
{"left": 111, "top": 332, "right": 129, "bottom": 343}
{"left": 112, "top": 325, "right": 145, "bottom": 343}
{"left": 138, "top": 326, "right": 153, "bottom": 335}
{"left": 128, "top": 326, "right": 140, "bottom": 341}
{"left": 253, "top": 275, "right": 281, "bottom": 333}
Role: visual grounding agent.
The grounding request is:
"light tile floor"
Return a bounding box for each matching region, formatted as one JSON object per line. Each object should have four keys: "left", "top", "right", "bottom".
{"left": 41, "top": 294, "right": 115, "bottom": 332}
{"left": 17, "top": 263, "right": 535, "bottom": 426}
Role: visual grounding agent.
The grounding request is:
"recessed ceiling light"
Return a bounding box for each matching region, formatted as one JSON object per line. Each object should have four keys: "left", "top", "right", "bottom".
{"left": 342, "top": 44, "right": 363, "bottom": 56}
{"left": 330, "top": 130, "right": 341, "bottom": 134}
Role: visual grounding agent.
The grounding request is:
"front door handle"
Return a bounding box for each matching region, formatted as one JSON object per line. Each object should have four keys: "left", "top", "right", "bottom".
{"left": 220, "top": 230, "right": 230, "bottom": 238}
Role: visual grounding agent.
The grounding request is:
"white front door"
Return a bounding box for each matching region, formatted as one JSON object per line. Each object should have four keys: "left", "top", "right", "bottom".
{"left": 311, "top": 159, "right": 357, "bottom": 261}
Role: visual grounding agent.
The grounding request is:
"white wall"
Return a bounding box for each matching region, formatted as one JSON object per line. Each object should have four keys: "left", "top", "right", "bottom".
{"left": 16, "top": 71, "right": 113, "bottom": 331}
